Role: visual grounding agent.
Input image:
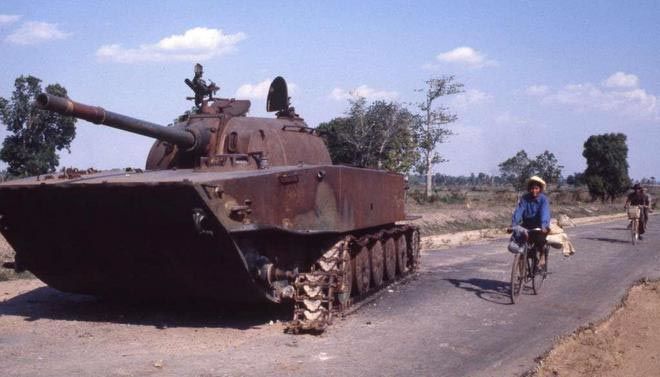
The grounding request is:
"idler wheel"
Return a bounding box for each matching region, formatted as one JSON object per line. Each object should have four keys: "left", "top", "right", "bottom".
{"left": 369, "top": 240, "right": 384, "bottom": 287}
{"left": 383, "top": 237, "right": 397, "bottom": 281}
{"left": 353, "top": 245, "right": 371, "bottom": 295}
{"left": 336, "top": 248, "right": 352, "bottom": 308}
{"left": 395, "top": 236, "right": 408, "bottom": 275}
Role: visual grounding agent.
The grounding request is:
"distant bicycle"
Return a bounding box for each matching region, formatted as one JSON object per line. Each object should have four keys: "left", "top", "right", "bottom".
{"left": 626, "top": 204, "right": 648, "bottom": 245}
{"left": 508, "top": 228, "right": 549, "bottom": 304}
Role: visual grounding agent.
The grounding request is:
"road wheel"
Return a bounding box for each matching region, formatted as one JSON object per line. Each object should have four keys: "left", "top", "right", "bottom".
{"left": 510, "top": 252, "right": 526, "bottom": 304}
{"left": 370, "top": 240, "right": 384, "bottom": 288}
{"left": 336, "top": 247, "right": 352, "bottom": 309}
{"left": 407, "top": 229, "right": 421, "bottom": 270}
{"left": 353, "top": 245, "right": 371, "bottom": 295}
{"left": 383, "top": 237, "right": 397, "bottom": 281}
{"left": 395, "top": 235, "right": 408, "bottom": 275}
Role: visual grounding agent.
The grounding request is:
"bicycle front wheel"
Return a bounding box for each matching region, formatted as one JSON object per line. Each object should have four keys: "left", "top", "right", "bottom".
{"left": 510, "top": 252, "right": 526, "bottom": 304}
{"left": 631, "top": 219, "right": 638, "bottom": 245}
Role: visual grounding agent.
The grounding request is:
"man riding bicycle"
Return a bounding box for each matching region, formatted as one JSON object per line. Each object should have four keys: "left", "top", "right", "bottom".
{"left": 625, "top": 183, "right": 651, "bottom": 240}
{"left": 510, "top": 176, "right": 551, "bottom": 268}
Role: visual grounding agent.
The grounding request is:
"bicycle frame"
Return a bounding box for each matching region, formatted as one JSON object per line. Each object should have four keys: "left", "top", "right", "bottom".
{"left": 510, "top": 227, "right": 548, "bottom": 303}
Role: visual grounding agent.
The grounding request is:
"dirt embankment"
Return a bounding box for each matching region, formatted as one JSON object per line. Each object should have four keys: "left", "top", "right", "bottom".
{"left": 534, "top": 280, "right": 660, "bottom": 377}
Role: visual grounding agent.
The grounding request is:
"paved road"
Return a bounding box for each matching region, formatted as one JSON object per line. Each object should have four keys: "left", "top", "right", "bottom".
{"left": 1, "top": 217, "right": 659, "bottom": 376}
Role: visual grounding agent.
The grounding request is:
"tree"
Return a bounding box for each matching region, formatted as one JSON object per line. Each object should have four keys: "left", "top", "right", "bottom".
{"left": 499, "top": 150, "right": 563, "bottom": 190}
{"left": 566, "top": 172, "right": 585, "bottom": 186}
{"left": 317, "top": 98, "right": 418, "bottom": 173}
{"left": 582, "top": 133, "right": 631, "bottom": 202}
{"left": 530, "top": 150, "right": 563, "bottom": 184}
{"left": 0, "top": 75, "right": 76, "bottom": 177}
{"left": 414, "top": 76, "right": 463, "bottom": 198}
{"left": 498, "top": 150, "right": 533, "bottom": 190}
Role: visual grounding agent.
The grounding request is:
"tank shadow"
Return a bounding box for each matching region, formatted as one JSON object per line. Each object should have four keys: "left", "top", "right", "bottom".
{"left": 445, "top": 278, "right": 514, "bottom": 305}
{"left": 581, "top": 237, "right": 631, "bottom": 244}
{"left": 0, "top": 285, "right": 291, "bottom": 330}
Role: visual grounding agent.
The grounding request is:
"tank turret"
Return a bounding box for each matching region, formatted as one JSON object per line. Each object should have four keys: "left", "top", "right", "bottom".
{"left": 35, "top": 68, "right": 331, "bottom": 172}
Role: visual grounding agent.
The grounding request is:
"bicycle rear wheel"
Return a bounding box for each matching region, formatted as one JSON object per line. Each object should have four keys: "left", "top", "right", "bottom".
{"left": 532, "top": 246, "right": 549, "bottom": 294}
{"left": 510, "top": 251, "right": 526, "bottom": 304}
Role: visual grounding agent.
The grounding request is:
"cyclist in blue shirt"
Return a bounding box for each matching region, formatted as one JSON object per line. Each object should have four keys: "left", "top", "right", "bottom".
{"left": 511, "top": 176, "right": 551, "bottom": 267}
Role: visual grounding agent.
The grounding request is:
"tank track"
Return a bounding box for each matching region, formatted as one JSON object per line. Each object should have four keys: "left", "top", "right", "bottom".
{"left": 286, "top": 224, "right": 420, "bottom": 333}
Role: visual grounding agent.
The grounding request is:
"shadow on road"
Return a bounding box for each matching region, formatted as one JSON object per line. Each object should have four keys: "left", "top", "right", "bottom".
{"left": 582, "top": 237, "right": 630, "bottom": 244}
{"left": 445, "top": 278, "right": 513, "bottom": 305}
{"left": 0, "top": 285, "right": 291, "bottom": 330}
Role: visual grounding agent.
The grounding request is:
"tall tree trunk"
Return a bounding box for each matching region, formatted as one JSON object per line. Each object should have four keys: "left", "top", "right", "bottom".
{"left": 425, "top": 97, "right": 433, "bottom": 199}
{"left": 426, "top": 151, "right": 432, "bottom": 198}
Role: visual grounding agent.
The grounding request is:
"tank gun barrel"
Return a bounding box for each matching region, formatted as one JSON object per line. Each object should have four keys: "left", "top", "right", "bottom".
{"left": 36, "top": 93, "right": 198, "bottom": 151}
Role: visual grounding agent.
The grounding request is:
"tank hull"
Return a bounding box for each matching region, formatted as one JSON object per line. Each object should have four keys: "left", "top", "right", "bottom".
{"left": 0, "top": 165, "right": 407, "bottom": 304}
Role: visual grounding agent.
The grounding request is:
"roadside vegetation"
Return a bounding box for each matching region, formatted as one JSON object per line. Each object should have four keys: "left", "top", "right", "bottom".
{"left": 404, "top": 182, "right": 658, "bottom": 236}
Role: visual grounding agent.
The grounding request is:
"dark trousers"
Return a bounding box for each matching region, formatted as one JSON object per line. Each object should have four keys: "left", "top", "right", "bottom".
{"left": 639, "top": 208, "right": 648, "bottom": 235}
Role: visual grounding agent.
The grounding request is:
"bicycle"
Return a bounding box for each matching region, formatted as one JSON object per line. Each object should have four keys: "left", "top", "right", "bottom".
{"left": 509, "top": 228, "right": 549, "bottom": 304}
{"left": 626, "top": 205, "right": 648, "bottom": 245}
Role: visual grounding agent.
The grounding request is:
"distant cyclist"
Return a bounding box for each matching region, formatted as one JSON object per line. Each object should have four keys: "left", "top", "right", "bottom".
{"left": 625, "top": 183, "right": 651, "bottom": 240}
{"left": 510, "top": 176, "right": 551, "bottom": 268}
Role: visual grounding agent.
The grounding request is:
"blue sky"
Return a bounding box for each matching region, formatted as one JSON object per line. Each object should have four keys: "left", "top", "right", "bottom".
{"left": 1, "top": 1, "right": 658, "bottom": 179}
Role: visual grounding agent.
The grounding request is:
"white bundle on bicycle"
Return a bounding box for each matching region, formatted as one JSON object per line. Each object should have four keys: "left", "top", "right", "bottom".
{"left": 546, "top": 218, "right": 576, "bottom": 256}
{"left": 627, "top": 206, "right": 641, "bottom": 219}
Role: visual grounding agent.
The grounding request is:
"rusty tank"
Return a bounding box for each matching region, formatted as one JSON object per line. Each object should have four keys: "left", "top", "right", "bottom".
{"left": 0, "top": 66, "right": 420, "bottom": 332}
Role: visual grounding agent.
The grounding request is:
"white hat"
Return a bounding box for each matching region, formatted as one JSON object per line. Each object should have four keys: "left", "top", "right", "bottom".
{"left": 527, "top": 175, "right": 546, "bottom": 191}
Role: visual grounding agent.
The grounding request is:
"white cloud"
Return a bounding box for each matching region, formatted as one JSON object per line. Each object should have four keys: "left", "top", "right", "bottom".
{"left": 5, "top": 21, "right": 70, "bottom": 45}
{"left": 96, "top": 27, "right": 246, "bottom": 63}
{"left": 452, "top": 89, "right": 492, "bottom": 109}
{"left": 603, "top": 71, "right": 639, "bottom": 88}
{"left": 235, "top": 79, "right": 298, "bottom": 100}
{"left": 330, "top": 85, "right": 398, "bottom": 101}
{"left": 540, "top": 74, "right": 658, "bottom": 120}
{"left": 495, "top": 111, "right": 530, "bottom": 126}
{"left": 525, "top": 85, "right": 549, "bottom": 96}
{"left": 235, "top": 79, "right": 272, "bottom": 99}
{"left": 0, "top": 14, "right": 21, "bottom": 25}
{"left": 436, "top": 46, "right": 496, "bottom": 68}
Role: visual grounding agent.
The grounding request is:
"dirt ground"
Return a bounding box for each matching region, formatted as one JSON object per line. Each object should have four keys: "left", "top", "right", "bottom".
{"left": 1, "top": 211, "right": 659, "bottom": 376}
{"left": 534, "top": 280, "right": 660, "bottom": 377}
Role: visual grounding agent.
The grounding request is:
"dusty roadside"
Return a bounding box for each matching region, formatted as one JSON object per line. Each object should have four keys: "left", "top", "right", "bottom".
{"left": 417, "top": 213, "right": 629, "bottom": 250}
{"left": 1, "top": 212, "right": 658, "bottom": 376}
{"left": 533, "top": 280, "right": 660, "bottom": 377}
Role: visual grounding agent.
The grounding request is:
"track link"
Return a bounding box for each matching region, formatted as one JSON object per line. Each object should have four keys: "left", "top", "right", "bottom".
{"left": 286, "top": 225, "right": 420, "bottom": 333}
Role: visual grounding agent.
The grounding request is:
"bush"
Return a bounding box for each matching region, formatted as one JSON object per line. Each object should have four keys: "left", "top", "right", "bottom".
{"left": 409, "top": 190, "right": 467, "bottom": 204}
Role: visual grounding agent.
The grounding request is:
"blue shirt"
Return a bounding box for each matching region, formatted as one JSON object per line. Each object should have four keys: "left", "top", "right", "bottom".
{"left": 511, "top": 193, "right": 551, "bottom": 230}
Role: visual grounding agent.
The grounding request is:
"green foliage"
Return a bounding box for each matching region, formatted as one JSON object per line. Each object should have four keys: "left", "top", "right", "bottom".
{"left": 0, "top": 75, "right": 76, "bottom": 177}
{"left": 532, "top": 150, "right": 563, "bottom": 184}
{"left": 317, "top": 98, "right": 418, "bottom": 173}
{"left": 498, "top": 150, "right": 563, "bottom": 190}
{"left": 498, "top": 150, "right": 533, "bottom": 190}
{"left": 566, "top": 172, "right": 585, "bottom": 186}
{"left": 408, "top": 189, "right": 467, "bottom": 205}
{"left": 582, "top": 133, "right": 631, "bottom": 202}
